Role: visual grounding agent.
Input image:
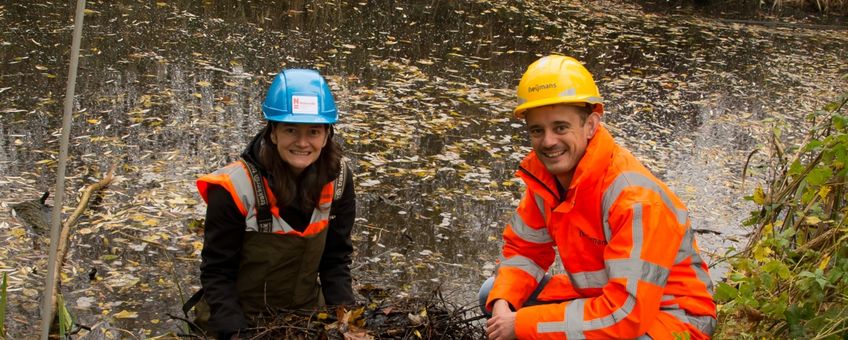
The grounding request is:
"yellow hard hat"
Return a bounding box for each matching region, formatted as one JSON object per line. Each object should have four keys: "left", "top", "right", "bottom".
{"left": 514, "top": 55, "right": 604, "bottom": 119}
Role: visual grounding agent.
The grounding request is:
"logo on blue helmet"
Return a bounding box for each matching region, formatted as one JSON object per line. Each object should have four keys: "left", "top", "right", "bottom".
{"left": 262, "top": 69, "right": 338, "bottom": 124}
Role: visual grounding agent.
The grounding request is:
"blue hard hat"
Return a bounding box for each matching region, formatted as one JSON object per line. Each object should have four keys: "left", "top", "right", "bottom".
{"left": 262, "top": 69, "right": 338, "bottom": 124}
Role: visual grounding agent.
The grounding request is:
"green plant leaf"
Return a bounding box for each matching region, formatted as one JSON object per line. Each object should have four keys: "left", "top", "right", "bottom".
{"left": 57, "top": 294, "right": 73, "bottom": 337}
{"left": 785, "top": 304, "right": 806, "bottom": 339}
{"left": 803, "top": 139, "right": 823, "bottom": 152}
{"left": 762, "top": 301, "right": 787, "bottom": 320}
{"left": 788, "top": 159, "right": 804, "bottom": 177}
{"left": 763, "top": 260, "right": 791, "bottom": 279}
{"left": 714, "top": 282, "right": 738, "bottom": 302}
{"left": 805, "top": 165, "right": 832, "bottom": 186}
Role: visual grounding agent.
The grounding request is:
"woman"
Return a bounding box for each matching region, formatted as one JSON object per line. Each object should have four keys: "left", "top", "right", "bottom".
{"left": 195, "top": 69, "right": 356, "bottom": 339}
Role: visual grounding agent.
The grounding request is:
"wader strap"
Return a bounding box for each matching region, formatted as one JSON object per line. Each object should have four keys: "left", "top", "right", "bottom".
{"left": 333, "top": 158, "right": 348, "bottom": 201}
{"left": 182, "top": 287, "right": 205, "bottom": 318}
{"left": 241, "top": 158, "right": 273, "bottom": 233}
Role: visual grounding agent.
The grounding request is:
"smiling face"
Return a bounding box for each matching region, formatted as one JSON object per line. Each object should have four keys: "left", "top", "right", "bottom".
{"left": 270, "top": 123, "right": 329, "bottom": 175}
{"left": 525, "top": 104, "right": 600, "bottom": 187}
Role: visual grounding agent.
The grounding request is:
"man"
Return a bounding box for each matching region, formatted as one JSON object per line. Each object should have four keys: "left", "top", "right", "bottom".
{"left": 480, "top": 55, "right": 716, "bottom": 339}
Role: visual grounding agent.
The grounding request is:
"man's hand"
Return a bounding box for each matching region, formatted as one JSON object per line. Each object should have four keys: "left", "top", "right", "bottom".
{"left": 487, "top": 299, "right": 517, "bottom": 340}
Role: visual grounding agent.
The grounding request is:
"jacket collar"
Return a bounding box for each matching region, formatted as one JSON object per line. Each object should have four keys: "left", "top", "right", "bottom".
{"left": 242, "top": 130, "right": 268, "bottom": 176}
{"left": 517, "top": 124, "right": 616, "bottom": 205}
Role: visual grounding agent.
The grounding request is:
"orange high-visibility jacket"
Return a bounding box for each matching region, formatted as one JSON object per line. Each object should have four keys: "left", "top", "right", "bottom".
{"left": 197, "top": 161, "right": 335, "bottom": 236}
{"left": 487, "top": 125, "right": 716, "bottom": 339}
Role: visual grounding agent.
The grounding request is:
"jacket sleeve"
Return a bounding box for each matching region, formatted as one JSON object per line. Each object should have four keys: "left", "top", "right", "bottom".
{"left": 319, "top": 166, "right": 356, "bottom": 305}
{"left": 200, "top": 185, "right": 249, "bottom": 334}
{"left": 514, "top": 185, "right": 687, "bottom": 339}
{"left": 486, "top": 188, "right": 558, "bottom": 312}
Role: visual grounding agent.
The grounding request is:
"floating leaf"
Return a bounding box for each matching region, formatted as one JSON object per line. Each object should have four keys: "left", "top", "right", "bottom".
{"left": 113, "top": 309, "right": 138, "bottom": 319}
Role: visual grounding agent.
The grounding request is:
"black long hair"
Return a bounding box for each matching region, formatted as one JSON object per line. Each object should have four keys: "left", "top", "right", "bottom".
{"left": 258, "top": 122, "right": 341, "bottom": 211}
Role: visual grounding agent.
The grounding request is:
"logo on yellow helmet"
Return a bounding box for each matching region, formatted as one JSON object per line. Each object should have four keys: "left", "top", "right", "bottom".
{"left": 528, "top": 82, "right": 556, "bottom": 93}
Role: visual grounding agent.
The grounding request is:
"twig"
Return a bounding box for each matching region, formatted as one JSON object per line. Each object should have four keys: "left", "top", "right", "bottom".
{"left": 56, "top": 164, "right": 116, "bottom": 268}
{"left": 48, "top": 164, "right": 116, "bottom": 333}
{"left": 796, "top": 226, "right": 843, "bottom": 254}
{"left": 741, "top": 148, "right": 759, "bottom": 192}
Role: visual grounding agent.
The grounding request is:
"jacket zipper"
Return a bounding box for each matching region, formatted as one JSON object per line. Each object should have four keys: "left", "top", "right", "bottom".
{"left": 518, "top": 166, "right": 559, "bottom": 201}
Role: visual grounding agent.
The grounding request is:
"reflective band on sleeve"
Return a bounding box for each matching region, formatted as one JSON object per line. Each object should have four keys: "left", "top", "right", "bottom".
{"left": 537, "top": 298, "right": 586, "bottom": 338}
{"left": 537, "top": 294, "right": 639, "bottom": 334}
{"left": 500, "top": 255, "right": 545, "bottom": 283}
{"left": 578, "top": 277, "right": 639, "bottom": 332}
{"left": 688, "top": 314, "right": 716, "bottom": 335}
{"left": 690, "top": 252, "right": 713, "bottom": 295}
{"left": 607, "top": 258, "right": 670, "bottom": 287}
{"left": 565, "top": 299, "right": 587, "bottom": 338}
{"left": 569, "top": 269, "right": 608, "bottom": 289}
{"left": 534, "top": 193, "right": 547, "bottom": 222}
{"left": 630, "top": 202, "right": 644, "bottom": 258}
{"left": 674, "top": 227, "right": 694, "bottom": 264}
{"left": 602, "top": 172, "right": 688, "bottom": 242}
{"left": 674, "top": 228, "right": 714, "bottom": 295}
{"left": 661, "top": 304, "right": 717, "bottom": 336}
{"left": 509, "top": 213, "right": 553, "bottom": 244}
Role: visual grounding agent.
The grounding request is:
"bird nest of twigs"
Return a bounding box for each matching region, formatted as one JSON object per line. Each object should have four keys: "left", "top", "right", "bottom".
{"left": 227, "top": 285, "right": 485, "bottom": 340}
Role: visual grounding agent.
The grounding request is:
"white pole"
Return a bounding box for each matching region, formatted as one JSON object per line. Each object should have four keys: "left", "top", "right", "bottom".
{"left": 41, "top": 0, "right": 86, "bottom": 338}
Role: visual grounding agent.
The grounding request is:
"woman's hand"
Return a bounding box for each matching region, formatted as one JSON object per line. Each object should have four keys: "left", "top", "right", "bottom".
{"left": 487, "top": 299, "right": 517, "bottom": 340}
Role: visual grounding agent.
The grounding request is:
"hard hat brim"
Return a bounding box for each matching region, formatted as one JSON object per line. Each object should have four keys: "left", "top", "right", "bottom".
{"left": 514, "top": 96, "right": 604, "bottom": 119}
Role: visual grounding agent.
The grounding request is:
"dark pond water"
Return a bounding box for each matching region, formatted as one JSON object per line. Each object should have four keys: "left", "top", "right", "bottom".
{"left": 0, "top": 0, "right": 846, "bottom": 337}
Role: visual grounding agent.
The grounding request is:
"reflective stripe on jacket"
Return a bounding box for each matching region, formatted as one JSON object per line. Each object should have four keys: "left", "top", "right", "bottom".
{"left": 487, "top": 125, "right": 716, "bottom": 339}
{"left": 197, "top": 161, "right": 334, "bottom": 236}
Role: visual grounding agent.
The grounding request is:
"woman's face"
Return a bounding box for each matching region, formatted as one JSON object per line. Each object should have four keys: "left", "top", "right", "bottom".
{"left": 270, "top": 123, "right": 329, "bottom": 175}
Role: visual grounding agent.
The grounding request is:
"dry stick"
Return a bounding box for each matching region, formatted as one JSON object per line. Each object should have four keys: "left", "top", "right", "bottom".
{"left": 741, "top": 148, "right": 760, "bottom": 192}
{"left": 56, "top": 165, "right": 115, "bottom": 268}
{"left": 40, "top": 0, "right": 86, "bottom": 337}
{"left": 48, "top": 165, "right": 115, "bottom": 328}
{"left": 796, "top": 226, "right": 844, "bottom": 254}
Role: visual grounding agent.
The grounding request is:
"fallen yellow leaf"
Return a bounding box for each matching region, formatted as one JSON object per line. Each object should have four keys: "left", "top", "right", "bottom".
{"left": 113, "top": 310, "right": 138, "bottom": 319}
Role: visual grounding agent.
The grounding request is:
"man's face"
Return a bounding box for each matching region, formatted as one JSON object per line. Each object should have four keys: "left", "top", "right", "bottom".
{"left": 525, "top": 104, "right": 599, "bottom": 185}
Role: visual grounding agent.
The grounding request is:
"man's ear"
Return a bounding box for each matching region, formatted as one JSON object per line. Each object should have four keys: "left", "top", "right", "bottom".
{"left": 586, "top": 112, "right": 601, "bottom": 138}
